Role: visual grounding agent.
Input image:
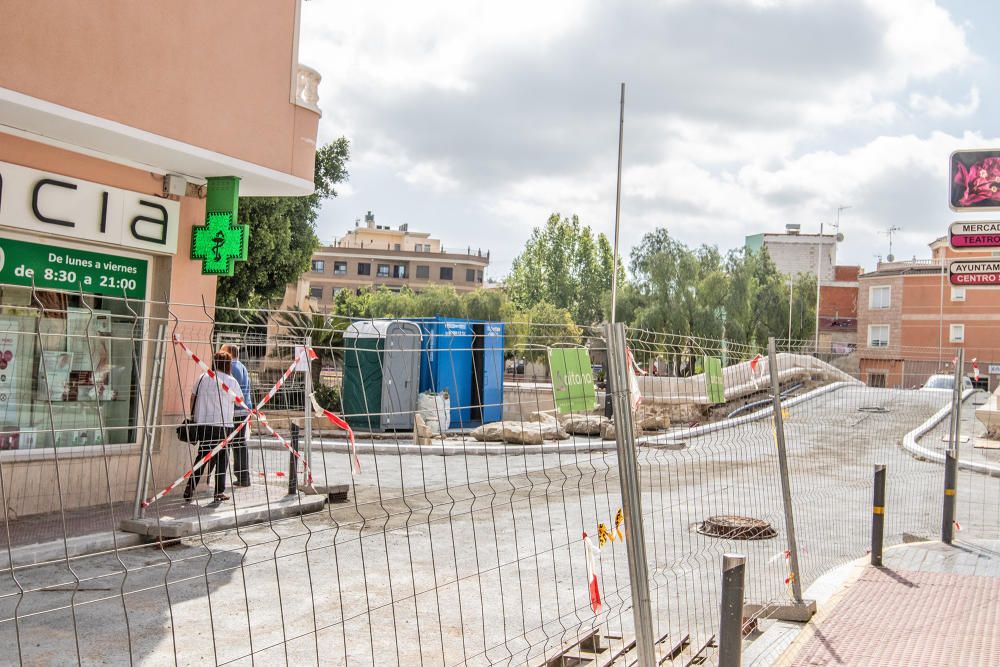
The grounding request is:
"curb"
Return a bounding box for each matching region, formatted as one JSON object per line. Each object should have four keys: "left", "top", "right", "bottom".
{"left": 638, "top": 381, "right": 858, "bottom": 447}
{"left": 900, "top": 389, "right": 1000, "bottom": 476}
{"left": 0, "top": 531, "right": 150, "bottom": 572}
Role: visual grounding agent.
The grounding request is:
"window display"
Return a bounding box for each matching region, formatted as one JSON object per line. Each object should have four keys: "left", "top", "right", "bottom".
{"left": 0, "top": 286, "right": 143, "bottom": 450}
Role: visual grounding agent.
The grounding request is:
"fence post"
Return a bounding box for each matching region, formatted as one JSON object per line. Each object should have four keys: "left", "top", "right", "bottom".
{"left": 605, "top": 322, "right": 655, "bottom": 667}
{"left": 943, "top": 348, "right": 964, "bottom": 544}
{"left": 871, "top": 464, "right": 886, "bottom": 566}
{"left": 289, "top": 423, "right": 300, "bottom": 496}
{"left": 133, "top": 323, "right": 166, "bottom": 519}
{"left": 303, "top": 335, "right": 313, "bottom": 477}
{"left": 767, "top": 338, "right": 805, "bottom": 604}
{"left": 718, "top": 553, "right": 746, "bottom": 667}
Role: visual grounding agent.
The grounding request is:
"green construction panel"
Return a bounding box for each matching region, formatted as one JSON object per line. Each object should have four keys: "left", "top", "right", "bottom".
{"left": 705, "top": 356, "right": 725, "bottom": 404}
{"left": 343, "top": 337, "right": 384, "bottom": 430}
{"left": 548, "top": 347, "right": 597, "bottom": 413}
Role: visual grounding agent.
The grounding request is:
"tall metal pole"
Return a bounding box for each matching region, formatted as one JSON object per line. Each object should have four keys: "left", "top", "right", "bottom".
{"left": 304, "top": 335, "right": 313, "bottom": 475}
{"left": 813, "top": 222, "right": 823, "bottom": 354}
{"left": 787, "top": 276, "right": 794, "bottom": 342}
{"left": 871, "top": 464, "right": 886, "bottom": 566}
{"left": 718, "top": 553, "right": 747, "bottom": 667}
{"left": 606, "top": 322, "right": 654, "bottom": 667}
{"left": 610, "top": 82, "right": 625, "bottom": 324}
{"left": 943, "top": 348, "right": 964, "bottom": 543}
{"left": 768, "top": 338, "right": 804, "bottom": 603}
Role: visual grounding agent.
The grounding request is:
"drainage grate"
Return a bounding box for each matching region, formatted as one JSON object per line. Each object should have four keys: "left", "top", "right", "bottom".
{"left": 858, "top": 406, "right": 889, "bottom": 413}
{"left": 697, "top": 515, "right": 777, "bottom": 540}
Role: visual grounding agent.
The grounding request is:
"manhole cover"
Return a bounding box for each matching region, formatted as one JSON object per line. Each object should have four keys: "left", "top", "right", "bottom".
{"left": 697, "top": 515, "right": 776, "bottom": 540}
{"left": 858, "top": 406, "right": 889, "bottom": 413}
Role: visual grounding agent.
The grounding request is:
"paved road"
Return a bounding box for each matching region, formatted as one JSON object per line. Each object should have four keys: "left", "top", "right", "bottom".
{"left": 2, "top": 386, "right": 997, "bottom": 666}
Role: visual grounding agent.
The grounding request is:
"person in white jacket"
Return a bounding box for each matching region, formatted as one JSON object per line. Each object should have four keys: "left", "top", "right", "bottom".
{"left": 183, "top": 350, "right": 244, "bottom": 502}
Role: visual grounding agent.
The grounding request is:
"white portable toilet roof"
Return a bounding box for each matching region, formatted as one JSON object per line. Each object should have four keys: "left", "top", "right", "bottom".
{"left": 343, "top": 319, "right": 420, "bottom": 339}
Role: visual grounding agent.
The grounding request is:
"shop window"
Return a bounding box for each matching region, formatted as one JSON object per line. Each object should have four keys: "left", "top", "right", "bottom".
{"left": 377, "top": 264, "right": 390, "bottom": 277}
{"left": 393, "top": 265, "right": 407, "bottom": 279}
{"left": 440, "top": 267, "right": 454, "bottom": 281}
{"left": 0, "top": 288, "right": 143, "bottom": 450}
{"left": 951, "top": 286, "right": 966, "bottom": 302}
{"left": 466, "top": 269, "right": 476, "bottom": 282}
{"left": 334, "top": 261, "right": 348, "bottom": 275}
{"left": 311, "top": 260, "right": 325, "bottom": 273}
{"left": 950, "top": 324, "right": 965, "bottom": 343}
{"left": 868, "top": 325, "right": 889, "bottom": 348}
{"left": 416, "top": 265, "right": 430, "bottom": 279}
{"left": 357, "top": 263, "right": 371, "bottom": 276}
{"left": 309, "top": 286, "right": 323, "bottom": 300}
{"left": 869, "top": 286, "right": 891, "bottom": 309}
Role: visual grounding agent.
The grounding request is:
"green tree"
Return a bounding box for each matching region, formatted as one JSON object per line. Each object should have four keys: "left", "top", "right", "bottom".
{"left": 217, "top": 139, "right": 350, "bottom": 311}
{"left": 506, "top": 213, "right": 616, "bottom": 323}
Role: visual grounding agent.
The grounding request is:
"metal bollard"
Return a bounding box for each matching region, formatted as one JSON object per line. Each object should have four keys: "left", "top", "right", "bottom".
{"left": 289, "top": 423, "right": 300, "bottom": 496}
{"left": 871, "top": 464, "right": 886, "bottom": 566}
{"left": 719, "top": 553, "right": 746, "bottom": 667}
{"left": 942, "top": 450, "right": 957, "bottom": 544}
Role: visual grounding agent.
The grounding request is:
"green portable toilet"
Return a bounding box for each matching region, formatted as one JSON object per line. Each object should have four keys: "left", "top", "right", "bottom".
{"left": 342, "top": 319, "right": 422, "bottom": 431}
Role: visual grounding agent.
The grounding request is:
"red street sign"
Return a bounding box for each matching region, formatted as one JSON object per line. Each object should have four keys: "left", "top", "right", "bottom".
{"left": 949, "top": 221, "right": 1000, "bottom": 249}
{"left": 951, "top": 150, "right": 1000, "bottom": 211}
{"left": 949, "top": 260, "right": 1000, "bottom": 286}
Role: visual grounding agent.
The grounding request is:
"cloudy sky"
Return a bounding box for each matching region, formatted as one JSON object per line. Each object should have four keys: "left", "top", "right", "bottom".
{"left": 300, "top": 0, "right": 1000, "bottom": 278}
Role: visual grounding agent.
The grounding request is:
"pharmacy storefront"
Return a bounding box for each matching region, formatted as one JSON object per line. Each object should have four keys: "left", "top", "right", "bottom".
{"left": 0, "top": 152, "right": 199, "bottom": 514}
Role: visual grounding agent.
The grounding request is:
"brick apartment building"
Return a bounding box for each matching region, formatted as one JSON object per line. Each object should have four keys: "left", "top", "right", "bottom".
{"left": 818, "top": 265, "right": 861, "bottom": 354}
{"left": 858, "top": 237, "right": 1000, "bottom": 390}
{"left": 284, "top": 211, "right": 490, "bottom": 308}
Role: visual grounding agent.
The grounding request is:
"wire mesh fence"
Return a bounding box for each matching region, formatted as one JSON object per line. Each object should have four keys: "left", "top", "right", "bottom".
{"left": 0, "top": 286, "right": 997, "bottom": 665}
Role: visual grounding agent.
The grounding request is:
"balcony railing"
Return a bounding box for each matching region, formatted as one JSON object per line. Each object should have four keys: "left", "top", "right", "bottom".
{"left": 295, "top": 64, "right": 321, "bottom": 114}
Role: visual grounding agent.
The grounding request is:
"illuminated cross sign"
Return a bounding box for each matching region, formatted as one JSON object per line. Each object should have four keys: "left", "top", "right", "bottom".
{"left": 190, "top": 177, "right": 247, "bottom": 276}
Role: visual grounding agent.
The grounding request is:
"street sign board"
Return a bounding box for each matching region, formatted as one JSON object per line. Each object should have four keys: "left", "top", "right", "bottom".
{"left": 950, "top": 150, "right": 1000, "bottom": 211}
{"left": 949, "top": 221, "right": 1000, "bottom": 249}
{"left": 948, "top": 259, "right": 1000, "bottom": 286}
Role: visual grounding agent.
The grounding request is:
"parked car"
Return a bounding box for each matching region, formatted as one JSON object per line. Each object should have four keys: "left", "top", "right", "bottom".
{"left": 920, "top": 374, "right": 974, "bottom": 392}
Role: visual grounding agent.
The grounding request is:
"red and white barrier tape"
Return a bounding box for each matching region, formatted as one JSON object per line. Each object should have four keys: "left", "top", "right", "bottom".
{"left": 310, "top": 393, "right": 361, "bottom": 475}
{"left": 583, "top": 531, "right": 602, "bottom": 614}
{"left": 141, "top": 337, "right": 309, "bottom": 507}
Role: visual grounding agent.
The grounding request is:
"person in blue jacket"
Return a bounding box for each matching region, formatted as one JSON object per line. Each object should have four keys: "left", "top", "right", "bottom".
{"left": 221, "top": 344, "right": 254, "bottom": 487}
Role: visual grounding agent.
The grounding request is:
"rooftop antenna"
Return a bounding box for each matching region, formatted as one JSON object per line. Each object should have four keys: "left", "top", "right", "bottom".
{"left": 883, "top": 226, "right": 901, "bottom": 262}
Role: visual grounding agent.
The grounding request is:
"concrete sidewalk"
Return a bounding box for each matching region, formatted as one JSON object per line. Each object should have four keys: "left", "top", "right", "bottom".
{"left": 772, "top": 539, "right": 1000, "bottom": 666}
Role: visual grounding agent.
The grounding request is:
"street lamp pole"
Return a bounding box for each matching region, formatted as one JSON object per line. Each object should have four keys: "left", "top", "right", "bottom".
{"left": 814, "top": 206, "right": 850, "bottom": 354}
{"left": 788, "top": 275, "right": 795, "bottom": 342}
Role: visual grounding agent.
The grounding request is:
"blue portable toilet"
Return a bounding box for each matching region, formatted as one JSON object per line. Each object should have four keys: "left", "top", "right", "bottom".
{"left": 416, "top": 317, "right": 504, "bottom": 428}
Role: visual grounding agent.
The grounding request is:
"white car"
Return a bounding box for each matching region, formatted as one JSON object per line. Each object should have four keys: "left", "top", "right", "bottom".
{"left": 921, "top": 374, "right": 974, "bottom": 392}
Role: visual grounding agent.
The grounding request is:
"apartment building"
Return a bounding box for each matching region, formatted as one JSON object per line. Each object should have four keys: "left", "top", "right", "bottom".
{"left": 818, "top": 265, "right": 861, "bottom": 354}
{"left": 858, "top": 237, "right": 1000, "bottom": 390}
{"left": 745, "top": 227, "right": 839, "bottom": 282}
{"left": 286, "top": 211, "right": 490, "bottom": 307}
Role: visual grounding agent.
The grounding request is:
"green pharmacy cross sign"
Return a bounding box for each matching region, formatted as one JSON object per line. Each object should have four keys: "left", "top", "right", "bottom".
{"left": 190, "top": 177, "right": 247, "bottom": 276}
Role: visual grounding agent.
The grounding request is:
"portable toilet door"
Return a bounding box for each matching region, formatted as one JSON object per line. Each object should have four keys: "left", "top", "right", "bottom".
{"left": 428, "top": 318, "right": 474, "bottom": 427}
{"left": 480, "top": 322, "right": 505, "bottom": 423}
{"left": 342, "top": 321, "right": 388, "bottom": 431}
{"left": 380, "top": 320, "right": 422, "bottom": 430}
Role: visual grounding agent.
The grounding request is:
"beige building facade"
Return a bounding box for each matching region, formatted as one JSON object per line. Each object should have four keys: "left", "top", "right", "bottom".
{"left": 287, "top": 212, "right": 490, "bottom": 308}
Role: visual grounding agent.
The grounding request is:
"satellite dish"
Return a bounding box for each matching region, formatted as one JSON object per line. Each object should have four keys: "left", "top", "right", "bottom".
{"left": 887, "top": 253, "right": 895, "bottom": 262}
{"left": 836, "top": 232, "right": 845, "bottom": 242}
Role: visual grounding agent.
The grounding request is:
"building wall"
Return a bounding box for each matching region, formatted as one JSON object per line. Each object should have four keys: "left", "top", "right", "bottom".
{"left": 0, "top": 0, "right": 318, "bottom": 183}
{"left": 762, "top": 233, "right": 837, "bottom": 281}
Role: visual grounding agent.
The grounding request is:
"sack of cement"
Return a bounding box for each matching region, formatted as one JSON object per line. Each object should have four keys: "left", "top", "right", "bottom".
{"left": 417, "top": 391, "right": 451, "bottom": 433}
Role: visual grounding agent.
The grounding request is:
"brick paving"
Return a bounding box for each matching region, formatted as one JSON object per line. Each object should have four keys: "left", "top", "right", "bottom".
{"left": 788, "top": 540, "right": 1000, "bottom": 666}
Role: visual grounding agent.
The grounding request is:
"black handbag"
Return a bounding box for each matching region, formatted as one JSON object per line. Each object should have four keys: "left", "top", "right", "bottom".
{"left": 176, "top": 379, "right": 202, "bottom": 444}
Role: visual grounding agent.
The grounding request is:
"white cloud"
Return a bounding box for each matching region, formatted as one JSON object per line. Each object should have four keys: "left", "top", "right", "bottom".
{"left": 299, "top": 0, "right": 984, "bottom": 276}
{"left": 909, "top": 87, "right": 980, "bottom": 118}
